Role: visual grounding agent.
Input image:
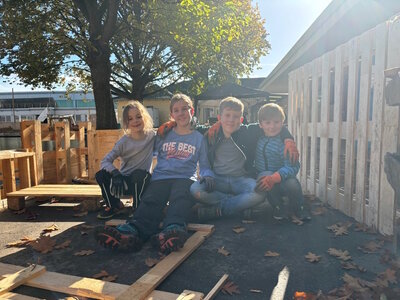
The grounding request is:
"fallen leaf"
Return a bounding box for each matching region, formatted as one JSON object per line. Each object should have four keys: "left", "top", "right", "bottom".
{"left": 30, "top": 235, "right": 56, "bottom": 253}
{"left": 341, "top": 261, "right": 357, "bottom": 270}
{"left": 74, "top": 211, "right": 88, "bottom": 217}
{"left": 145, "top": 257, "right": 160, "bottom": 267}
{"left": 249, "top": 289, "right": 262, "bottom": 293}
{"left": 242, "top": 220, "right": 256, "bottom": 224}
{"left": 358, "top": 240, "right": 384, "bottom": 254}
{"left": 327, "top": 222, "right": 352, "bottom": 236}
{"left": 342, "top": 273, "right": 366, "bottom": 292}
{"left": 42, "top": 223, "right": 59, "bottom": 234}
{"left": 55, "top": 239, "right": 71, "bottom": 249}
{"left": 291, "top": 216, "right": 303, "bottom": 226}
{"left": 93, "top": 270, "right": 109, "bottom": 279}
{"left": 6, "top": 236, "right": 36, "bottom": 248}
{"left": 74, "top": 249, "right": 94, "bottom": 256}
{"left": 311, "top": 207, "right": 327, "bottom": 216}
{"left": 222, "top": 280, "right": 240, "bottom": 295}
{"left": 327, "top": 248, "right": 352, "bottom": 261}
{"left": 354, "top": 223, "right": 369, "bottom": 232}
{"left": 264, "top": 251, "right": 280, "bottom": 257}
{"left": 305, "top": 252, "right": 321, "bottom": 263}
{"left": 232, "top": 226, "right": 246, "bottom": 234}
{"left": 102, "top": 275, "right": 118, "bottom": 282}
{"left": 217, "top": 246, "right": 230, "bottom": 256}
{"left": 378, "top": 269, "right": 397, "bottom": 285}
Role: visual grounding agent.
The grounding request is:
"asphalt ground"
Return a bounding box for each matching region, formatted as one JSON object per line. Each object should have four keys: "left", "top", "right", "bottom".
{"left": 1, "top": 198, "right": 400, "bottom": 299}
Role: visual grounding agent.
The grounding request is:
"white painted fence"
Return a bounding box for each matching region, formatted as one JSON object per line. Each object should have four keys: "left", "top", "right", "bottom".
{"left": 288, "top": 15, "right": 400, "bottom": 235}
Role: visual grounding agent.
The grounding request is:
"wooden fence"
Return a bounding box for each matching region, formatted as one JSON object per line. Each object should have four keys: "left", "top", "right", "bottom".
{"left": 288, "top": 15, "right": 400, "bottom": 235}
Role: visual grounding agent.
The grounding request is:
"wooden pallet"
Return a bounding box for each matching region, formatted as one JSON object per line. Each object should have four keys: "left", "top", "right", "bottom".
{"left": 0, "top": 223, "right": 214, "bottom": 300}
{"left": 6, "top": 184, "right": 102, "bottom": 211}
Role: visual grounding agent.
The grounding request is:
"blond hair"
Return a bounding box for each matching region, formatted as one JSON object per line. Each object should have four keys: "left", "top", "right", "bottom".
{"left": 258, "top": 103, "right": 285, "bottom": 122}
{"left": 169, "top": 93, "right": 193, "bottom": 113}
{"left": 122, "top": 101, "right": 153, "bottom": 133}
{"left": 219, "top": 97, "right": 244, "bottom": 114}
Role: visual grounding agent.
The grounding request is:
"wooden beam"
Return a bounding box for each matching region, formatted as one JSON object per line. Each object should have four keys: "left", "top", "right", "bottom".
{"left": 203, "top": 274, "right": 229, "bottom": 300}
{"left": 270, "top": 266, "right": 290, "bottom": 300}
{"left": 0, "top": 292, "right": 42, "bottom": 300}
{"left": 0, "top": 265, "right": 46, "bottom": 296}
{"left": 116, "top": 231, "right": 211, "bottom": 300}
{"left": 176, "top": 290, "right": 204, "bottom": 300}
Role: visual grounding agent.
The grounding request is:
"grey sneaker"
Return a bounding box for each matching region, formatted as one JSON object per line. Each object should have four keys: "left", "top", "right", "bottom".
{"left": 296, "top": 206, "right": 312, "bottom": 221}
{"left": 272, "top": 206, "right": 287, "bottom": 220}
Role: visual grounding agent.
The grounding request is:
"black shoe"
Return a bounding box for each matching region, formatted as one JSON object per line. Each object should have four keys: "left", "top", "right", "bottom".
{"left": 97, "top": 207, "right": 124, "bottom": 220}
{"left": 94, "top": 225, "right": 142, "bottom": 251}
{"left": 197, "top": 205, "right": 222, "bottom": 222}
{"left": 151, "top": 224, "right": 188, "bottom": 254}
{"left": 296, "top": 206, "right": 312, "bottom": 221}
{"left": 272, "top": 206, "right": 287, "bottom": 220}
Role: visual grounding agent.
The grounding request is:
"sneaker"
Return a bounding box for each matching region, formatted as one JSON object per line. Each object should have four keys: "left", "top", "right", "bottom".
{"left": 151, "top": 224, "right": 188, "bottom": 254}
{"left": 94, "top": 224, "right": 142, "bottom": 251}
{"left": 97, "top": 207, "right": 124, "bottom": 220}
{"left": 197, "top": 205, "right": 222, "bottom": 222}
{"left": 272, "top": 206, "right": 287, "bottom": 220}
{"left": 296, "top": 206, "right": 312, "bottom": 221}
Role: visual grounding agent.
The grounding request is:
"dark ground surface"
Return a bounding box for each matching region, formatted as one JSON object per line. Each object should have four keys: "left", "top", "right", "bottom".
{"left": 1, "top": 198, "right": 400, "bottom": 299}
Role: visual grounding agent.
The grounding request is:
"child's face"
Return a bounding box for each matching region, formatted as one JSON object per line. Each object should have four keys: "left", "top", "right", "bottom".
{"left": 259, "top": 117, "right": 284, "bottom": 137}
{"left": 170, "top": 100, "right": 192, "bottom": 128}
{"left": 218, "top": 108, "right": 243, "bottom": 137}
{"left": 127, "top": 108, "right": 144, "bottom": 134}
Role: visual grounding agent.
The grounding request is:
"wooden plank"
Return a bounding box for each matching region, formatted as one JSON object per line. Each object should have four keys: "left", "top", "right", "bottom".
{"left": 116, "top": 231, "right": 211, "bottom": 300}
{"left": 353, "top": 30, "right": 373, "bottom": 223}
{"left": 87, "top": 130, "right": 96, "bottom": 180}
{"left": 203, "top": 274, "right": 229, "bottom": 300}
{"left": 331, "top": 44, "right": 345, "bottom": 210}
{"left": 33, "top": 121, "right": 43, "bottom": 183}
{"left": 270, "top": 266, "right": 290, "bottom": 300}
{"left": 379, "top": 17, "right": 400, "bottom": 235}
{"left": 2, "top": 159, "right": 16, "bottom": 195}
{"left": 343, "top": 37, "right": 359, "bottom": 216}
{"left": 0, "top": 292, "right": 42, "bottom": 300}
{"left": 319, "top": 52, "right": 330, "bottom": 203}
{"left": 38, "top": 202, "right": 81, "bottom": 207}
{"left": 367, "top": 22, "right": 388, "bottom": 230}
{"left": 0, "top": 265, "right": 46, "bottom": 296}
{"left": 176, "top": 290, "right": 203, "bottom": 300}
{"left": 17, "top": 157, "right": 31, "bottom": 189}
{"left": 105, "top": 219, "right": 215, "bottom": 234}
{"left": 29, "top": 155, "right": 38, "bottom": 187}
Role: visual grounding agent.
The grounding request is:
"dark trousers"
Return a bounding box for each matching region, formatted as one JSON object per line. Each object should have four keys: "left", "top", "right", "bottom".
{"left": 130, "top": 178, "right": 195, "bottom": 241}
{"left": 267, "top": 176, "right": 305, "bottom": 210}
{"left": 95, "top": 169, "right": 151, "bottom": 209}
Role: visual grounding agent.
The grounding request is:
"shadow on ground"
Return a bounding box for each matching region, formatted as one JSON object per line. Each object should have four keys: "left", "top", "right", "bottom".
{"left": 0, "top": 198, "right": 400, "bottom": 299}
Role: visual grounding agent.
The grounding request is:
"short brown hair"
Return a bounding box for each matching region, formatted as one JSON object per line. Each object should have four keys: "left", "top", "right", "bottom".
{"left": 122, "top": 101, "right": 153, "bottom": 133}
{"left": 170, "top": 93, "right": 193, "bottom": 112}
{"left": 258, "top": 103, "right": 285, "bottom": 122}
{"left": 219, "top": 97, "right": 244, "bottom": 115}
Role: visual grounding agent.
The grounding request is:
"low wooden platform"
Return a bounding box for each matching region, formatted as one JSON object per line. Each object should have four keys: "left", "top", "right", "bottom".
{"left": 6, "top": 184, "right": 101, "bottom": 211}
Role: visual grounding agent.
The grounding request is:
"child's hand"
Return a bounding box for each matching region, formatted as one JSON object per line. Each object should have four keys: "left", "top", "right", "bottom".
{"left": 206, "top": 121, "right": 221, "bottom": 144}
{"left": 200, "top": 176, "right": 215, "bottom": 192}
{"left": 255, "top": 172, "right": 281, "bottom": 192}
{"left": 110, "top": 169, "right": 128, "bottom": 198}
{"left": 157, "top": 120, "right": 177, "bottom": 137}
{"left": 284, "top": 139, "right": 299, "bottom": 164}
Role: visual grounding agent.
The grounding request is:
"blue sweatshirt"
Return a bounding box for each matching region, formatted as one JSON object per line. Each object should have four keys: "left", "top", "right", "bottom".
{"left": 152, "top": 129, "right": 214, "bottom": 181}
{"left": 255, "top": 134, "right": 300, "bottom": 181}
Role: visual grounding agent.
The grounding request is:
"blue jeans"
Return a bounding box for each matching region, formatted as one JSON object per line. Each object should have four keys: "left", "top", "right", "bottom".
{"left": 190, "top": 175, "right": 264, "bottom": 216}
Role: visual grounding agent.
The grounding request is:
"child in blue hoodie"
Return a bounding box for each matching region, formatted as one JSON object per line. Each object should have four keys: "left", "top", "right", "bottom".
{"left": 95, "top": 94, "right": 213, "bottom": 253}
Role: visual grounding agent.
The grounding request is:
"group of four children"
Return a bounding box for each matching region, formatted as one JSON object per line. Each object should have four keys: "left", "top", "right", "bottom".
{"left": 94, "top": 93, "right": 310, "bottom": 254}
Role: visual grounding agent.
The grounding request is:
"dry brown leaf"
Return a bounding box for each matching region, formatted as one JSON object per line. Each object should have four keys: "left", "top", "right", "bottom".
{"left": 74, "top": 211, "right": 88, "bottom": 217}
{"left": 378, "top": 268, "right": 397, "bottom": 285}
{"left": 291, "top": 216, "right": 303, "bottom": 226}
{"left": 305, "top": 252, "right": 321, "bottom": 263}
{"left": 222, "top": 280, "right": 240, "bottom": 295}
{"left": 249, "top": 289, "right": 262, "bottom": 293}
{"left": 6, "top": 236, "right": 36, "bottom": 248}
{"left": 264, "top": 251, "right": 280, "bottom": 257}
{"left": 242, "top": 220, "right": 256, "bottom": 224}
{"left": 342, "top": 273, "right": 366, "bottom": 292}
{"left": 102, "top": 275, "right": 118, "bottom": 282}
{"left": 327, "top": 248, "right": 352, "bottom": 261}
{"left": 30, "top": 235, "right": 56, "bottom": 253}
{"left": 55, "top": 239, "right": 71, "bottom": 249}
{"left": 145, "top": 257, "right": 160, "bottom": 267}
{"left": 354, "top": 223, "right": 369, "bottom": 232}
{"left": 311, "top": 207, "right": 327, "bottom": 216}
{"left": 341, "top": 262, "right": 357, "bottom": 270}
{"left": 217, "top": 246, "right": 230, "bottom": 256}
{"left": 42, "top": 223, "right": 59, "bottom": 234}
{"left": 232, "top": 226, "right": 246, "bottom": 234}
{"left": 93, "top": 270, "right": 109, "bottom": 279}
{"left": 327, "top": 222, "right": 352, "bottom": 236}
{"left": 74, "top": 249, "right": 95, "bottom": 256}
{"left": 358, "top": 240, "right": 384, "bottom": 254}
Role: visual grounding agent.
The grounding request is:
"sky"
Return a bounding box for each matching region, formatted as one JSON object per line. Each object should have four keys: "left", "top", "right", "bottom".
{"left": 0, "top": 0, "right": 332, "bottom": 92}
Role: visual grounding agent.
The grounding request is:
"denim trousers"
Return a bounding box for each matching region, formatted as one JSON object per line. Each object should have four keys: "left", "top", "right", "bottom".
{"left": 190, "top": 174, "right": 264, "bottom": 216}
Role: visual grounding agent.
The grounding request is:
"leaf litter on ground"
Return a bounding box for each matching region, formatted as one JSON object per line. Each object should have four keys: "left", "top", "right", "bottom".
{"left": 6, "top": 236, "right": 36, "bottom": 248}
{"left": 327, "top": 222, "right": 352, "bottom": 236}
{"left": 232, "top": 226, "right": 246, "bottom": 234}
{"left": 145, "top": 257, "right": 160, "bottom": 267}
{"left": 41, "top": 223, "right": 59, "bottom": 234}
{"left": 358, "top": 240, "right": 384, "bottom": 254}
{"left": 327, "top": 248, "right": 352, "bottom": 261}
{"left": 74, "top": 249, "right": 95, "bottom": 256}
{"left": 222, "top": 280, "right": 240, "bottom": 295}
{"left": 30, "top": 235, "right": 56, "bottom": 253}
{"left": 55, "top": 239, "right": 71, "bottom": 249}
{"left": 264, "top": 250, "right": 280, "bottom": 257}
{"left": 217, "top": 246, "right": 230, "bottom": 256}
{"left": 305, "top": 252, "right": 321, "bottom": 263}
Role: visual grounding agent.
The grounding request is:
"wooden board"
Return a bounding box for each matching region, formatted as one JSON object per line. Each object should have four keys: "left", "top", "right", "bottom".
{"left": 7, "top": 184, "right": 101, "bottom": 198}
{"left": 0, "top": 292, "right": 42, "bottom": 300}
{"left": 203, "top": 274, "right": 229, "bottom": 300}
{"left": 0, "top": 265, "right": 46, "bottom": 296}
